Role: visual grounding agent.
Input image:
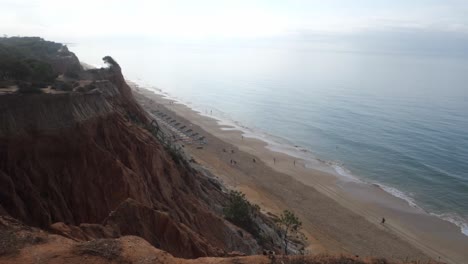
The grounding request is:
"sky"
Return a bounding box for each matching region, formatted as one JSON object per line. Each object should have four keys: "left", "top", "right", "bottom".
{"left": 2, "top": 0, "right": 468, "bottom": 40}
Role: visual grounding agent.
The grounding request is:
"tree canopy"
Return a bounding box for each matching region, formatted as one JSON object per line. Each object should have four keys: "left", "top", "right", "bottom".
{"left": 0, "top": 37, "right": 60, "bottom": 84}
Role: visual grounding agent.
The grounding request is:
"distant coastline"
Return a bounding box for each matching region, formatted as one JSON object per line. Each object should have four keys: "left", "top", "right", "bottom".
{"left": 131, "top": 80, "right": 468, "bottom": 237}
{"left": 132, "top": 82, "right": 468, "bottom": 264}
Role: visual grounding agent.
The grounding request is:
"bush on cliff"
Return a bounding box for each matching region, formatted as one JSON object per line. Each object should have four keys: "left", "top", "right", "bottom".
{"left": 17, "top": 82, "right": 42, "bottom": 94}
{"left": 223, "top": 190, "right": 260, "bottom": 237}
{"left": 0, "top": 37, "right": 62, "bottom": 59}
{"left": 64, "top": 67, "right": 80, "bottom": 79}
{"left": 103, "top": 56, "right": 120, "bottom": 69}
{"left": 0, "top": 56, "right": 31, "bottom": 81}
{"left": 24, "top": 59, "right": 57, "bottom": 83}
{"left": 52, "top": 80, "right": 73, "bottom": 91}
{"left": 277, "top": 210, "right": 306, "bottom": 255}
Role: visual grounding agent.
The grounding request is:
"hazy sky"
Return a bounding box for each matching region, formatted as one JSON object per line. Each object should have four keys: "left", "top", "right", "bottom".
{"left": 2, "top": 0, "right": 468, "bottom": 40}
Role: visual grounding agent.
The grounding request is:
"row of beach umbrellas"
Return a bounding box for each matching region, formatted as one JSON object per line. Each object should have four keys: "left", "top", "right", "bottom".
{"left": 150, "top": 110, "right": 206, "bottom": 145}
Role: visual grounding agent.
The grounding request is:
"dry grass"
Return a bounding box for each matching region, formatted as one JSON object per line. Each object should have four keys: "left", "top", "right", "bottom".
{"left": 369, "top": 258, "right": 389, "bottom": 264}
{"left": 0, "top": 230, "right": 20, "bottom": 256}
{"left": 0, "top": 229, "right": 47, "bottom": 256}
{"left": 75, "top": 239, "right": 122, "bottom": 260}
{"left": 272, "top": 254, "right": 442, "bottom": 264}
{"left": 279, "top": 255, "right": 366, "bottom": 264}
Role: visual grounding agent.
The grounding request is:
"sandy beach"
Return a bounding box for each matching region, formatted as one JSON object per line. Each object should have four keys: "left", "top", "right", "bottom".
{"left": 133, "top": 87, "right": 468, "bottom": 264}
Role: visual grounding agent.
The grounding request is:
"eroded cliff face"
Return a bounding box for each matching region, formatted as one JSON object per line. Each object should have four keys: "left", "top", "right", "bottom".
{"left": 0, "top": 93, "right": 113, "bottom": 136}
{"left": 0, "top": 61, "right": 260, "bottom": 258}
{"left": 0, "top": 216, "right": 405, "bottom": 264}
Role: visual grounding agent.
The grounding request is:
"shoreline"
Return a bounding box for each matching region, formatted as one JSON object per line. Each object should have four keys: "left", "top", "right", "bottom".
{"left": 133, "top": 85, "right": 468, "bottom": 264}
{"left": 139, "top": 83, "right": 468, "bottom": 237}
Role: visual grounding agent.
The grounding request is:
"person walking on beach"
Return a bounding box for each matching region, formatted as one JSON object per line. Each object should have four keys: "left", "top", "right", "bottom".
{"left": 273, "top": 158, "right": 276, "bottom": 164}
{"left": 294, "top": 160, "right": 296, "bottom": 166}
{"left": 381, "top": 217, "right": 386, "bottom": 224}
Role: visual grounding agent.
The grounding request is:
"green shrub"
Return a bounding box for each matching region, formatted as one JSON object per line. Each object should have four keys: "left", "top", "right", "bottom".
{"left": 0, "top": 37, "right": 59, "bottom": 83}
{"left": 25, "top": 58, "right": 57, "bottom": 83}
{"left": 277, "top": 210, "right": 305, "bottom": 255}
{"left": 223, "top": 190, "right": 260, "bottom": 236}
{"left": 17, "top": 82, "right": 42, "bottom": 94}
{"left": 64, "top": 67, "right": 81, "bottom": 79}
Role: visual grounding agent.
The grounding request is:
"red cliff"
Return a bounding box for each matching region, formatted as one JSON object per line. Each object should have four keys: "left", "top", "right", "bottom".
{"left": 0, "top": 56, "right": 260, "bottom": 258}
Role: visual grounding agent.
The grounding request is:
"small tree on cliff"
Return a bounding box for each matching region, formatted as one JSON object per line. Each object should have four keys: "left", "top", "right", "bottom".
{"left": 223, "top": 190, "right": 259, "bottom": 236}
{"left": 102, "top": 56, "right": 120, "bottom": 70}
{"left": 277, "top": 210, "right": 303, "bottom": 255}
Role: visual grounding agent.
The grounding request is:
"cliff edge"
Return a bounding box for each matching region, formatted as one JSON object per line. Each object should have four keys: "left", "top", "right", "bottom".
{"left": 0, "top": 37, "right": 266, "bottom": 259}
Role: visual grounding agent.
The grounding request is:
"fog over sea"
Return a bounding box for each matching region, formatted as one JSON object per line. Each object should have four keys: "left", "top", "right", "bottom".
{"left": 73, "top": 33, "right": 468, "bottom": 236}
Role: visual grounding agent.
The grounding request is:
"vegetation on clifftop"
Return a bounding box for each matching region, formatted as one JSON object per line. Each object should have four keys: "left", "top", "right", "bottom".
{"left": 0, "top": 37, "right": 82, "bottom": 92}
{"left": 0, "top": 38, "right": 59, "bottom": 92}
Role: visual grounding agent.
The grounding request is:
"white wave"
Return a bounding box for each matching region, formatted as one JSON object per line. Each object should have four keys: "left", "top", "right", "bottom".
{"left": 430, "top": 212, "right": 468, "bottom": 237}
{"left": 378, "top": 184, "right": 468, "bottom": 237}
{"left": 377, "top": 184, "right": 419, "bottom": 209}
{"left": 329, "top": 163, "right": 361, "bottom": 182}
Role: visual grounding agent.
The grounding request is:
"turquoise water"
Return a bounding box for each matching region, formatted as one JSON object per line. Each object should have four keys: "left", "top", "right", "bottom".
{"left": 74, "top": 38, "right": 468, "bottom": 235}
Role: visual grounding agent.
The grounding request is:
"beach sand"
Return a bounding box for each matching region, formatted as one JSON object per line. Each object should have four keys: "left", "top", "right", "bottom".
{"left": 134, "top": 87, "right": 468, "bottom": 264}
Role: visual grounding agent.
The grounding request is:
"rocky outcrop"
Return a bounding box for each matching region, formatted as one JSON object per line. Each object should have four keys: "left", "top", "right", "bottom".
{"left": 50, "top": 221, "right": 118, "bottom": 241}
{"left": 103, "top": 198, "right": 223, "bottom": 258}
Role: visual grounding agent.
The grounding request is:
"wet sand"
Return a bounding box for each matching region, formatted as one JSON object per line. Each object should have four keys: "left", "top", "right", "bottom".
{"left": 134, "top": 87, "right": 468, "bottom": 264}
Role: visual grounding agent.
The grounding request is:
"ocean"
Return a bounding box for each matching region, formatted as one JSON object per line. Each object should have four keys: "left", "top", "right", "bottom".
{"left": 73, "top": 37, "right": 468, "bottom": 236}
